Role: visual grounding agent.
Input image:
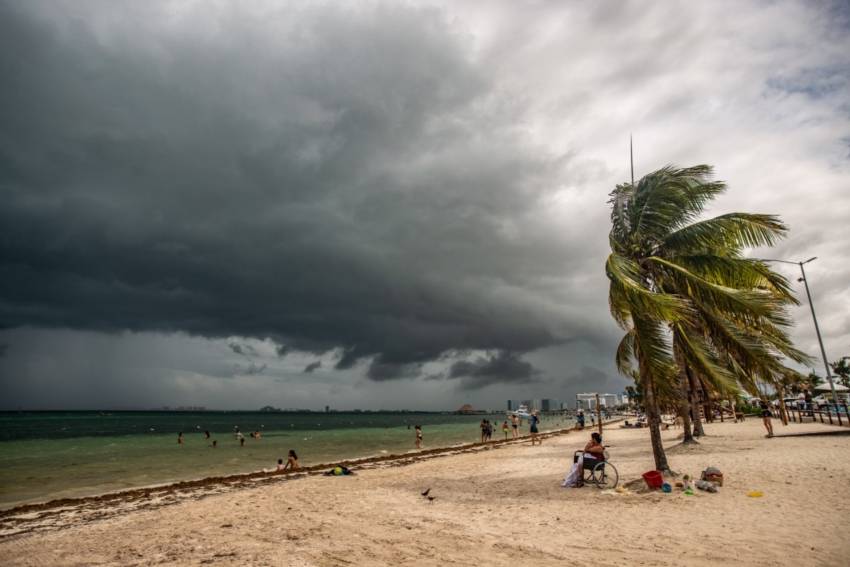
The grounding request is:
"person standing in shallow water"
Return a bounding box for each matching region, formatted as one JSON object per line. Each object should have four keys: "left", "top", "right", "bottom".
{"left": 415, "top": 425, "right": 422, "bottom": 449}
{"left": 178, "top": 432, "right": 183, "bottom": 444}
{"left": 510, "top": 413, "right": 519, "bottom": 439}
{"left": 503, "top": 421, "right": 509, "bottom": 440}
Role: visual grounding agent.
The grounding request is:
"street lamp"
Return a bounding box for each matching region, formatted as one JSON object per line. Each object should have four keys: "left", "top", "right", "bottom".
{"left": 763, "top": 257, "right": 839, "bottom": 403}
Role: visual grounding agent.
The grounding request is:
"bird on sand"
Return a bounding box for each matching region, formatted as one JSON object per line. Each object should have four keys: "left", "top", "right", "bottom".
{"left": 427, "top": 496, "right": 437, "bottom": 504}
{"left": 421, "top": 488, "right": 431, "bottom": 497}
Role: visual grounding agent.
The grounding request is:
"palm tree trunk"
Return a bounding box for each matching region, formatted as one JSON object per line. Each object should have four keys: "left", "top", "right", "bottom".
{"left": 774, "top": 380, "right": 789, "bottom": 426}
{"left": 675, "top": 348, "right": 696, "bottom": 443}
{"left": 704, "top": 388, "right": 714, "bottom": 423}
{"left": 641, "top": 360, "right": 670, "bottom": 473}
{"left": 687, "top": 368, "right": 706, "bottom": 437}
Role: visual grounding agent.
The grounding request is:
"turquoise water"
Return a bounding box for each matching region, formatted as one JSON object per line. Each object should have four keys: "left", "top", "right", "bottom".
{"left": 0, "top": 411, "right": 573, "bottom": 509}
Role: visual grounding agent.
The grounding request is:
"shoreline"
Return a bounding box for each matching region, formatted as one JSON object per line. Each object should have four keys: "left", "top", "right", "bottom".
{"left": 2, "top": 418, "right": 850, "bottom": 565}
{"left": 0, "top": 424, "right": 590, "bottom": 525}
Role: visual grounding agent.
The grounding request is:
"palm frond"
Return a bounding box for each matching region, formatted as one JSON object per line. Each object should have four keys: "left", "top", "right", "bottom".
{"left": 663, "top": 213, "right": 788, "bottom": 254}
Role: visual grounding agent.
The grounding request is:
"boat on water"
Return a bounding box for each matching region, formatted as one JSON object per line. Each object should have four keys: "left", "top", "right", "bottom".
{"left": 508, "top": 405, "right": 533, "bottom": 419}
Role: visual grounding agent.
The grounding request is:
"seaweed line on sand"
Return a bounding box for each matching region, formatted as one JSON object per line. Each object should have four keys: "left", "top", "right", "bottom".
{"left": 0, "top": 424, "right": 609, "bottom": 538}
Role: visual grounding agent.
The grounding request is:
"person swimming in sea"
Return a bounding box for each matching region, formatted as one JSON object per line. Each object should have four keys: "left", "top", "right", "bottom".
{"left": 178, "top": 432, "right": 183, "bottom": 444}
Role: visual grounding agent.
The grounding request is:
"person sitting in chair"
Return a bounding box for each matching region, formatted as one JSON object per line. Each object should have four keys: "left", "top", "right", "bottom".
{"left": 561, "top": 432, "right": 605, "bottom": 488}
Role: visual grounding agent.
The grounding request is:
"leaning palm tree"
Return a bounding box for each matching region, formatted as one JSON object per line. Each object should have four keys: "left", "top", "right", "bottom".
{"left": 607, "top": 165, "right": 810, "bottom": 471}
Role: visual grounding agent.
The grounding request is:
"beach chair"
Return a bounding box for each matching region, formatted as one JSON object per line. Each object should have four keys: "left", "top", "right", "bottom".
{"left": 573, "top": 448, "right": 619, "bottom": 489}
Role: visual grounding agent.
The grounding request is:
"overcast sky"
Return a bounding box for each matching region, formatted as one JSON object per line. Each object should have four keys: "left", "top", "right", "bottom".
{"left": 1, "top": 0, "right": 848, "bottom": 411}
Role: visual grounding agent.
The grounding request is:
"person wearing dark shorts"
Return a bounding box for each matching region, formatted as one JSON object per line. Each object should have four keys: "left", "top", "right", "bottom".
{"left": 510, "top": 414, "right": 519, "bottom": 439}
{"left": 529, "top": 411, "right": 541, "bottom": 445}
{"left": 759, "top": 399, "right": 774, "bottom": 438}
{"left": 415, "top": 425, "right": 422, "bottom": 449}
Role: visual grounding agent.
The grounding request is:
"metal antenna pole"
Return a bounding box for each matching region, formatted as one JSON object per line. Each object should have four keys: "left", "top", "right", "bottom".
{"left": 630, "top": 134, "right": 635, "bottom": 186}
{"left": 798, "top": 261, "right": 838, "bottom": 402}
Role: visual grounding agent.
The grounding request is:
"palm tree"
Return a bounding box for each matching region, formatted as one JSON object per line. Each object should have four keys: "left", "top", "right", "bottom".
{"left": 607, "top": 165, "right": 810, "bottom": 471}
{"left": 830, "top": 357, "right": 850, "bottom": 387}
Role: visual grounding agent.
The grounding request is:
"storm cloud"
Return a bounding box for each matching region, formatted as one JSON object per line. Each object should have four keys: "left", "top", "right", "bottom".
{"left": 1, "top": 1, "right": 848, "bottom": 410}
{"left": 449, "top": 351, "right": 546, "bottom": 391}
{"left": 0, "top": 1, "right": 595, "bottom": 380}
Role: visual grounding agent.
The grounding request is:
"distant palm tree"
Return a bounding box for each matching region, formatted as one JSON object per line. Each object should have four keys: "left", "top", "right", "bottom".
{"left": 607, "top": 165, "right": 810, "bottom": 471}
{"left": 830, "top": 357, "right": 850, "bottom": 387}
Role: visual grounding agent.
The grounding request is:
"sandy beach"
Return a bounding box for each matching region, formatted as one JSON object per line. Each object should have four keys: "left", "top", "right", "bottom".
{"left": 2, "top": 417, "right": 849, "bottom": 566}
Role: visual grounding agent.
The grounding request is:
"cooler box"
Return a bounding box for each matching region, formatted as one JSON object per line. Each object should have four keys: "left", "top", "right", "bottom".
{"left": 704, "top": 473, "right": 724, "bottom": 486}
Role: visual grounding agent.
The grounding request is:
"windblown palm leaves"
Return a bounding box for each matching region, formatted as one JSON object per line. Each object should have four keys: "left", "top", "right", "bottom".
{"left": 607, "top": 165, "right": 811, "bottom": 472}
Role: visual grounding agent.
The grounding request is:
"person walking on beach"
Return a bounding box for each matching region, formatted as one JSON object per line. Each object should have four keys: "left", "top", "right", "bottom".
{"left": 804, "top": 388, "right": 813, "bottom": 417}
{"left": 759, "top": 399, "right": 774, "bottom": 438}
{"left": 510, "top": 414, "right": 519, "bottom": 439}
{"left": 480, "top": 419, "right": 489, "bottom": 443}
{"left": 577, "top": 410, "right": 585, "bottom": 430}
{"left": 415, "top": 425, "right": 422, "bottom": 449}
{"left": 529, "top": 411, "right": 541, "bottom": 445}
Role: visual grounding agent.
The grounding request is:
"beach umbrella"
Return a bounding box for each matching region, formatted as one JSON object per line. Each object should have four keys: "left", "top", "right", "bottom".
{"left": 814, "top": 383, "right": 849, "bottom": 391}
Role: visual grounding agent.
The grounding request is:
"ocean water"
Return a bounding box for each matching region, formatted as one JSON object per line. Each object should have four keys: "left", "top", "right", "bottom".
{"left": 0, "top": 411, "right": 573, "bottom": 509}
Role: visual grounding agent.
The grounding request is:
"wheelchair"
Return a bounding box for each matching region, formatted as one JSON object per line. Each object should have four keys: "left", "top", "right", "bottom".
{"left": 573, "top": 448, "right": 619, "bottom": 489}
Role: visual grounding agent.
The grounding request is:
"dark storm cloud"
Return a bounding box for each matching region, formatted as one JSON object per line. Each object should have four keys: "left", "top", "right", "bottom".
{"left": 0, "top": 342, "right": 9, "bottom": 358}
{"left": 449, "top": 351, "right": 545, "bottom": 391}
{"left": 303, "top": 361, "right": 321, "bottom": 373}
{"left": 0, "top": 1, "right": 599, "bottom": 380}
{"left": 366, "top": 357, "right": 423, "bottom": 381}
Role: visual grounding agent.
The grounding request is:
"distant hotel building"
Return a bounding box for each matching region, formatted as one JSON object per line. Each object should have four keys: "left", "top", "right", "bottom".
{"left": 575, "top": 393, "right": 629, "bottom": 410}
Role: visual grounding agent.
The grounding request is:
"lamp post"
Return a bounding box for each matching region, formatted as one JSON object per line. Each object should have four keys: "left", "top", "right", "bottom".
{"left": 763, "top": 257, "right": 839, "bottom": 403}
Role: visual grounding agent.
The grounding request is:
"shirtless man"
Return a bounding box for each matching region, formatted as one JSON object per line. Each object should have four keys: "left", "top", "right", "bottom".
{"left": 510, "top": 413, "right": 519, "bottom": 439}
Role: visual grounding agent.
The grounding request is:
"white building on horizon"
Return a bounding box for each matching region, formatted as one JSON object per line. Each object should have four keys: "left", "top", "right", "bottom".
{"left": 575, "top": 393, "right": 631, "bottom": 410}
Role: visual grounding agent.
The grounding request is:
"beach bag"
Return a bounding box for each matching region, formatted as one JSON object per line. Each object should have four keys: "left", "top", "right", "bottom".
{"left": 325, "top": 466, "right": 356, "bottom": 476}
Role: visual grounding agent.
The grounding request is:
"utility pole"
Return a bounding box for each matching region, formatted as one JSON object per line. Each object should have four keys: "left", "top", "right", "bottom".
{"left": 595, "top": 393, "right": 603, "bottom": 435}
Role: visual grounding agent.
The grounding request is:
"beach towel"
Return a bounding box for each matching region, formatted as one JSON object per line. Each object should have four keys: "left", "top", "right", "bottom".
{"left": 562, "top": 463, "right": 580, "bottom": 487}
